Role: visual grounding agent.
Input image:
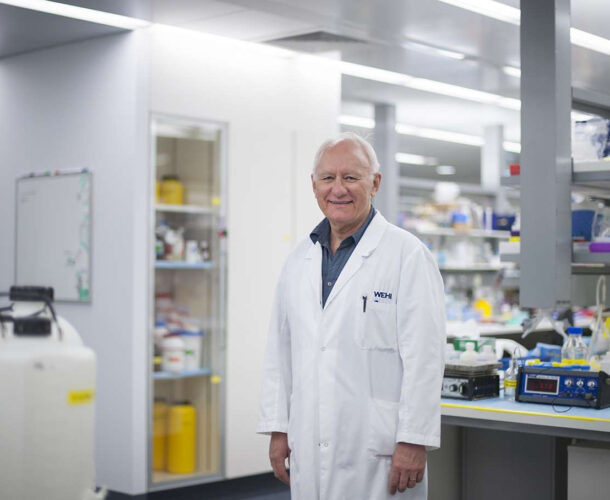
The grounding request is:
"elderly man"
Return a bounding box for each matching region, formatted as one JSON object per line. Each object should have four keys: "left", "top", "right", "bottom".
{"left": 258, "top": 133, "right": 446, "bottom": 499}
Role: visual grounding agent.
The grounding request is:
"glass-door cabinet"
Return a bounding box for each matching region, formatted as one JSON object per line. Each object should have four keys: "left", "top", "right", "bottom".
{"left": 148, "top": 116, "right": 226, "bottom": 489}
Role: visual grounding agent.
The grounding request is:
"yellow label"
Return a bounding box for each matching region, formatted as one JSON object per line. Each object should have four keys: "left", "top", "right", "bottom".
{"left": 68, "top": 389, "right": 95, "bottom": 405}
{"left": 211, "top": 197, "right": 221, "bottom": 206}
{"left": 211, "top": 375, "right": 221, "bottom": 384}
{"left": 505, "top": 380, "right": 517, "bottom": 388}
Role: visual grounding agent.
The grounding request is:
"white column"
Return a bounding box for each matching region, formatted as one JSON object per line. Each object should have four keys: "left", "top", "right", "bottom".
{"left": 373, "top": 104, "right": 398, "bottom": 225}
{"left": 481, "top": 124, "right": 504, "bottom": 191}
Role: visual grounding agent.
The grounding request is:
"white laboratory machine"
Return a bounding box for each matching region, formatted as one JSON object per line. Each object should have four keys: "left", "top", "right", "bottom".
{"left": 0, "top": 286, "right": 105, "bottom": 500}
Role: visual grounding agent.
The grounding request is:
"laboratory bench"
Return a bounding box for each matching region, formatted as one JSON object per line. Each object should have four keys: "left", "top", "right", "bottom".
{"left": 428, "top": 397, "right": 610, "bottom": 500}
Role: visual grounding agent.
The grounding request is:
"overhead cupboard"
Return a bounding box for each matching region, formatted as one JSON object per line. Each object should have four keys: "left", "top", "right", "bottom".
{"left": 148, "top": 116, "right": 227, "bottom": 489}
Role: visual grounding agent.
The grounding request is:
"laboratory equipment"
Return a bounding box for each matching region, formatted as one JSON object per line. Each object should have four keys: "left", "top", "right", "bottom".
{"left": 0, "top": 286, "right": 103, "bottom": 500}
{"left": 562, "top": 327, "right": 587, "bottom": 361}
{"left": 161, "top": 334, "right": 186, "bottom": 373}
{"left": 442, "top": 362, "right": 500, "bottom": 400}
{"left": 516, "top": 365, "right": 610, "bottom": 409}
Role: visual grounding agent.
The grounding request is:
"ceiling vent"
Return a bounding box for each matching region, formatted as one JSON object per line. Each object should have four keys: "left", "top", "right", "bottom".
{"left": 267, "top": 30, "right": 367, "bottom": 44}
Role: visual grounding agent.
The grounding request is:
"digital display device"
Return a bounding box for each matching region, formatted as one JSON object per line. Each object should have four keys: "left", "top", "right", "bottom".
{"left": 525, "top": 375, "right": 559, "bottom": 395}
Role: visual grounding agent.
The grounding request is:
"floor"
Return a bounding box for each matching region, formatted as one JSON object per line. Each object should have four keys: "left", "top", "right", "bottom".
{"left": 107, "top": 473, "right": 290, "bottom": 500}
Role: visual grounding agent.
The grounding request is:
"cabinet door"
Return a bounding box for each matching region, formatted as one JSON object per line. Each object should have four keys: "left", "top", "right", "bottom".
{"left": 149, "top": 116, "right": 226, "bottom": 488}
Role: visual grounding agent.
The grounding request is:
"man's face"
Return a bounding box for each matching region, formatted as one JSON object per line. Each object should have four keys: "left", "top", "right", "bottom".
{"left": 311, "top": 140, "right": 381, "bottom": 232}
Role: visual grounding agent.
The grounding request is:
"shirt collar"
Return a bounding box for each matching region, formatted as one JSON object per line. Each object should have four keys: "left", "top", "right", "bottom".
{"left": 310, "top": 206, "right": 376, "bottom": 248}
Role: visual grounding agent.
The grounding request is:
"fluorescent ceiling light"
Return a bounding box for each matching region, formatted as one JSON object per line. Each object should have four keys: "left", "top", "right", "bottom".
{"left": 438, "top": 0, "right": 610, "bottom": 56}
{"left": 502, "top": 66, "right": 521, "bottom": 78}
{"left": 436, "top": 48, "right": 466, "bottom": 60}
{"left": 339, "top": 61, "right": 519, "bottom": 110}
{"left": 437, "top": 0, "right": 520, "bottom": 25}
{"left": 0, "top": 0, "right": 151, "bottom": 29}
{"left": 339, "top": 115, "right": 522, "bottom": 152}
{"left": 401, "top": 41, "right": 465, "bottom": 60}
{"left": 395, "top": 153, "right": 438, "bottom": 166}
{"left": 570, "top": 28, "right": 610, "bottom": 56}
{"left": 436, "top": 165, "right": 457, "bottom": 175}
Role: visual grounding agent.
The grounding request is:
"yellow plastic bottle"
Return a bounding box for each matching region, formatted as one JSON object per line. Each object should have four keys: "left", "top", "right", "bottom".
{"left": 153, "top": 400, "right": 168, "bottom": 471}
{"left": 167, "top": 402, "right": 197, "bottom": 474}
{"left": 160, "top": 175, "right": 184, "bottom": 205}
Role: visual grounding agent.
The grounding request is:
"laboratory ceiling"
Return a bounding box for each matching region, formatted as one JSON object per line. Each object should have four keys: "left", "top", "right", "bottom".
{"left": 2, "top": 0, "right": 609, "bottom": 184}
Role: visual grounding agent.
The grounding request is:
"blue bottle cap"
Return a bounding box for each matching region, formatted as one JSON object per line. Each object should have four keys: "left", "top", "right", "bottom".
{"left": 567, "top": 327, "right": 583, "bottom": 335}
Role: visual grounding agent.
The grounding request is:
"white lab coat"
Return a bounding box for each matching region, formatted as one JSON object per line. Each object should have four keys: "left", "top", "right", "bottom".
{"left": 258, "top": 212, "right": 446, "bottom": 500}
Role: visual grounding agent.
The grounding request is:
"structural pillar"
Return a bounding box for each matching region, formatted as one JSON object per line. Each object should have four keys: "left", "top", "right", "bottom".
{"left": 520, "top": 0, "right": 572, "bottom": 308}
{"left": 373, "top": 104, "right": 399, "bottom": 224}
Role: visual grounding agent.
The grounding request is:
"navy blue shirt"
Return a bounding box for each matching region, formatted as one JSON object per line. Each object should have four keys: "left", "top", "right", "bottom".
{"left": 310, "top": 206, "right": 376, "bottom": 307}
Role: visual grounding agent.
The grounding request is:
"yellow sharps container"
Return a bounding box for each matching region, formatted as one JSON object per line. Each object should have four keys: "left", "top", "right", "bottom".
{"left": 153, "top": 400, "right": 168, "bottom": 471}
{"left": 167, "top": 402, "right": 196, "bottom": 474}
{"left": 160, "top": 175, "right": 184, "bottom": 205}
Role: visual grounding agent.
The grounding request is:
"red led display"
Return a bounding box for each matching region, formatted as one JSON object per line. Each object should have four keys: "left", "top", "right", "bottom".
{"left": 526, "top": 377, "right": 559, "bottom": 394}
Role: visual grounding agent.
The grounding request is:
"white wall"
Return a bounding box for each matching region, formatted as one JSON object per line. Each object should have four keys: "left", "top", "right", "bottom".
{"left": 0, "top": 32, "right": 150, "bottom": 493}
{"left": 149, "top": 26, "right": 340, "bottom": 478}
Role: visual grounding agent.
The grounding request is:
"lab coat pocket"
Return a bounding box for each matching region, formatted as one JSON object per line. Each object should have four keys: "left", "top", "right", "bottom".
{"left": 358, "top": 301, "right": 398, "bottom": 350}
{"left": 368, "top": 398, "right": 399, "bottom": 457}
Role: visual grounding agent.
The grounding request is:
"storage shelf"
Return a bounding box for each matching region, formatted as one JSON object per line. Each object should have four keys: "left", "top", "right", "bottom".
{"left": 155, "top": 204, "right": 217, "bottom": 214}
{"left": 500, "top": 250, "right": 610, "bottom": 273}
{"left": 439, "top": 264, "right": 509, "bottom": 272}
{"left": 155, "top": 261, "right": 215, "bottom": 270}
{"left": 501, "top": 160, "right": 610, "bottom": 193}
{"left": 405, "top": 225, "right": 510, "bottom": 239}
{"left": 153, "top": 368, "right": 212, "bottom": 380}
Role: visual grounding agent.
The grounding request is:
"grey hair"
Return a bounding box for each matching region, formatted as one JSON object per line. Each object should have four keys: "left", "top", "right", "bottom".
{"left": 312, "top": 132, "right": 380, "bottom": 178}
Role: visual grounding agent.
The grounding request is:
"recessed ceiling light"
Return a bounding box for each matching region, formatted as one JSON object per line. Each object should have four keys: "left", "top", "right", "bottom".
{"left": 0, "top": 0, "right": 151, "bottom": 29}
{"left": 437, "top": 0, "right": 610, "bottom": 56}
{"left": 436, "top": 165, "right": 457, "bottom": 175}
{"left": 395, "top": 153, "right": 438, "bottom": 166}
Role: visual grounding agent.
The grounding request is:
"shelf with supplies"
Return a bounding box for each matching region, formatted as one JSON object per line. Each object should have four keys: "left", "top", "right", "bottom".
{"left": 500, "top": 241, "right": 610, "bottom": 273}
{"left": 404, "top": 224, "right": 510, "bottom": 240}
{"left": 439, "top": 264, "right": 513, "bottom": 273}
{"left": 154, "top": 261, "right": 215, "bottom": 270}
{"left": 155, "top": 203, "right": 219, "bottom": 215}
{"left": 149, "top": 116, "right": 226, "bottom": 489}
{"left": 153, "top": 368, "right": 213, "bottom": 380}
{"left": 501, "top": 160, "right": 610, "bottom": 197}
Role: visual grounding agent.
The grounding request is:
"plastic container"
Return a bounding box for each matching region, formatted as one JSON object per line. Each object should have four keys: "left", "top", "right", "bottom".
{"left": 561, "top": 327, "right": 587, "bottom": 362}
{"left": 460, "top": 342, "right": 478, "bottom": 363}
{"left": 167, "top": 403, "right": 197, "bottom": 474}
{"left": 153, "top": 400, "right": 168, "bottom": 471}
{"left": 0, "top": 300, "right": 97, "bottom": 500}
{"left": 160, "top": 175, "right": 184, "bottom": 205}
{"left": 179, "top": 329, "right": 203, "bottom": 371}
{"left": 161, "top": 334, "right": 185, "bottom": 373}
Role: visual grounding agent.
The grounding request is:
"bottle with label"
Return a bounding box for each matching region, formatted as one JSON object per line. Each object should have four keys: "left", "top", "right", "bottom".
{"left": 561, "top": 327, "right": 588, "bottom": 362}
{"left": 504, "top": 357, "right": 518, "bottom": 400}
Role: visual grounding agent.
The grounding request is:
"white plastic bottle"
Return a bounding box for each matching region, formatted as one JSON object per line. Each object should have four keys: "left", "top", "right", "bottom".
{"left": 460, "top": 342, "right": 478, "bottom": 363}
{"left": 161, "top": 334, "right": 186, "bottom": 373}
{"left": 561, "top": 327, "right": 587, "bottom": 361}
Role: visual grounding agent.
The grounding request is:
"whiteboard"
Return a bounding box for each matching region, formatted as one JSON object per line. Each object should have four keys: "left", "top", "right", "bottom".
{"left": 15, "top": 170, "right": 92, "bottom": 302}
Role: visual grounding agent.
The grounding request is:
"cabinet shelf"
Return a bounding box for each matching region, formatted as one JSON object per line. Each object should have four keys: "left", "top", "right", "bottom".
{"left": 439, "top": 264, "right": 509, "bottom": 272}
{"left": 155, "top": 204, "right": 218, "bottom": 214}
{"left": 501, "top": 160, "right": 610, "bottom": 195}
{"left": 155, "top": 261, "right": 215, "bottom": 270}
{"left": 153, "top": 368, "right": 212, "bottom": 380}
{"left": 405, "top": 225, "right": 510, "bottom": 239}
